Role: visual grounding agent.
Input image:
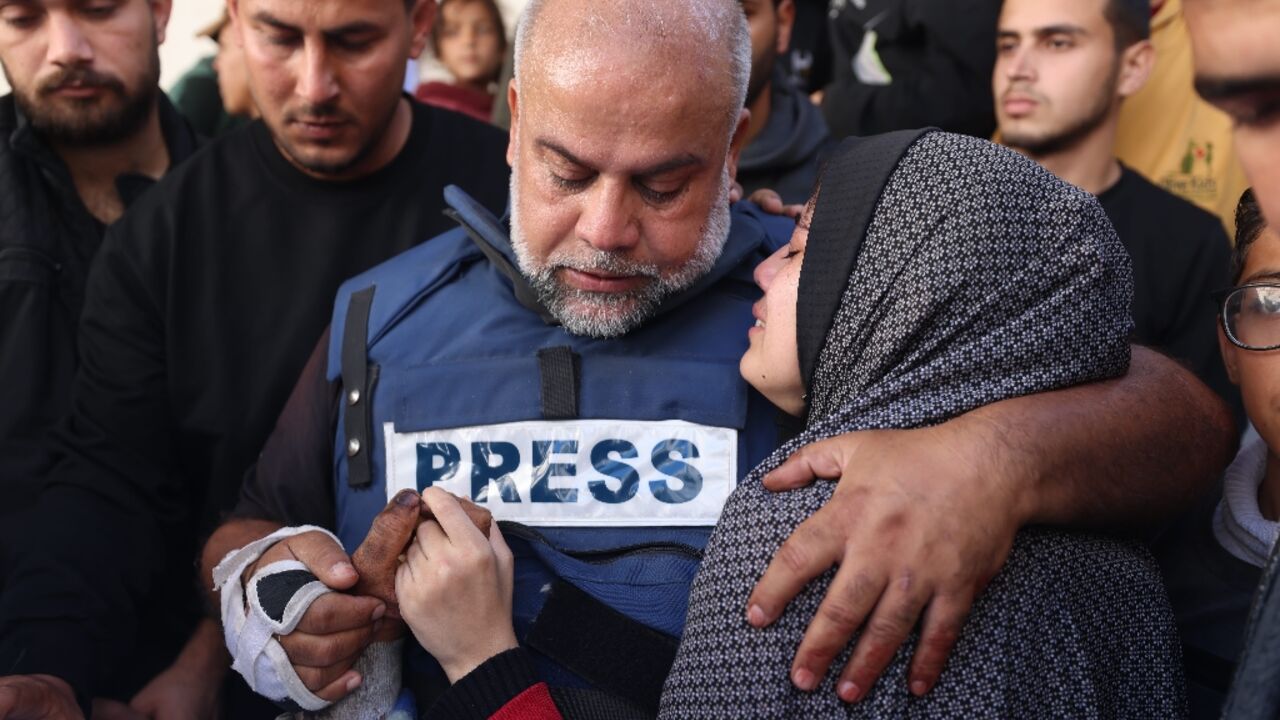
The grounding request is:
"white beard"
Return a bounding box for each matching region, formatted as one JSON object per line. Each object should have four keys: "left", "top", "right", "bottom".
{"left": 509, "top": 162, "right": 732, "bottom": 338}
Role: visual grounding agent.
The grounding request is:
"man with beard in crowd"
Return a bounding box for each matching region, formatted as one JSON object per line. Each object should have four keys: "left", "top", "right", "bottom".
{"left": 0, "top": 0, "right": 510, "bottom": 717}
{"left": 0, "top": 2, "right": 201, "bottom": 712}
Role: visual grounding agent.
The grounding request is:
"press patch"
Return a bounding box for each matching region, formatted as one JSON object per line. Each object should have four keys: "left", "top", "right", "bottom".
{"left": 384, "top": 419, "right": 737, "bottom": 527}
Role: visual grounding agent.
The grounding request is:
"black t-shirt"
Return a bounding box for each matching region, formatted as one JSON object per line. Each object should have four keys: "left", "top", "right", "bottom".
{"left": 1097, "top": 166, "right": 1243, "bottom": 425}
{"left": 0, "top": 99, "right": 510, "bottom": 700}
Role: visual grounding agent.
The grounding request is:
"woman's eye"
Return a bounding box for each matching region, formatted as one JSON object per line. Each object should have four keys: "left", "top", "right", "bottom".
{"left": 782, "top": 249, "right": 800, "bottom": 260}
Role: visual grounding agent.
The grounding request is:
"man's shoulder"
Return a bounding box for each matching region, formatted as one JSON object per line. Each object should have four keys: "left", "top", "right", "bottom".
{"left": 413, "top": 99, "right": 507, "bottom": 153}
{"left": 731, "top": 202, "right": 796, "bottom": 254}
{"left": 114, "top": 123, "right": 258, "bottom": 225}
{"left": 1113, "top": 166, "right": 1225, "bottom": 234}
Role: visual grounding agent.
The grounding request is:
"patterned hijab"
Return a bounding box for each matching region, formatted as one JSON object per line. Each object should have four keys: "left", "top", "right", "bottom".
{"left": 661, "top": 131, "right": 1185, "bottom": 718}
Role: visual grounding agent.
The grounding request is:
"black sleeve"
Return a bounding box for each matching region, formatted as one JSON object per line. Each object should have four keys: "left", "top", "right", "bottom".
{"left": 0, "top": 218, "right": 185, "bottom": 704}
{"left": 821, "top": 0, "right": 1000, "bottom": 139}
{"left": 426, "top": 648, "right": 548, "bottom": 720}
{"left": 1158, "top": 218, "right": 1245, "bottom": 428}
{"left": 233, "top": 327, "right": 340, "bottom": 528}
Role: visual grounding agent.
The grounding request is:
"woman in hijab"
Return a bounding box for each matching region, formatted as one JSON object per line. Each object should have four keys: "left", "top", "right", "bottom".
{"left": 660, "top": 129, "right": 1185, "bottom": 718}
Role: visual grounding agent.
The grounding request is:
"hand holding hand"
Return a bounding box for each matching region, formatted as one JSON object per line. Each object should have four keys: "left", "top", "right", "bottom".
{"left": 396, "top": 488, "right": 517, "bottom": 683}
{"left": 246, "top": 527, "right": 383, "bottom": 703}
{"left": 747, "top": 425, "right": 1025, "bottom": 703}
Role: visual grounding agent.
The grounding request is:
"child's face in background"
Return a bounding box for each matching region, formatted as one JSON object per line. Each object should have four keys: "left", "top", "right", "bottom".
{"left": 1222, "top": 228, "right": 1280, "bottom": 458}
{"left": 437, "top": 0, "right": 503, "bottom": 89}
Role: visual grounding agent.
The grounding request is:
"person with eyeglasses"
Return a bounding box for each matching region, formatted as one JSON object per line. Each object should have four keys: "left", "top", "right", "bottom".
{"left": 1151, "top": 188, "right": 1280, "bottom": 719}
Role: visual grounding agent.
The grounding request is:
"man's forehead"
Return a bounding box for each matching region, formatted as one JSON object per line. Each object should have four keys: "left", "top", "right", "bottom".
{"left": 1186, "top": 0, "right": 1280, "bottom": 78}
{"left": 238, "top": 0, "right": 405, "bottom": 30}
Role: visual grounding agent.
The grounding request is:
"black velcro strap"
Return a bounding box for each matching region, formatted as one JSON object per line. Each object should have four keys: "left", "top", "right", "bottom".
{"left": 342, "top": 286, "right": 376, "bottom": 488}
{"left": 525, "top": 579, "right": 678, "bottom": 715}
{"left": 537, "top": 346, "right": 580, "bottom": 420}
{"left": 255, "top": 569, "right": 320, "bottom": 623}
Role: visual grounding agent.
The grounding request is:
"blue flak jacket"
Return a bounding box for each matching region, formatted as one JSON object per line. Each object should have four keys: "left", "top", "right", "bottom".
{"left": 328, "top": 186, "right": 792, "bottom": 692}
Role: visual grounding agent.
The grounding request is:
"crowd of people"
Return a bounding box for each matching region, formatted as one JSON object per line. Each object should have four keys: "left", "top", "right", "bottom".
{"left": 0, "top": 0, "right": 1277, "bottom": 718}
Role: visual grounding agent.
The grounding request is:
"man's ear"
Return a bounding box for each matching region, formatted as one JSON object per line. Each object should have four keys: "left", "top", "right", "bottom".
{"left": 726, "top": 108, "right": 751, "bottom": 186}
{"left": 1117, "top": 40, "right": 1154, "bottom": 99}
{"left": 1219, "top": 324, "right": 1242, "bottom": 385}
{"left": 149, "top": 0, "right": 174, "bottom": 46}
{"left": 506, "top": 79, "right": 519, "bottom": 167}
{"left": 775, "top": 0, "right": 796, "bottom": 56}
{"left": 408, "top": 0, "right": 437, "bottom": 59}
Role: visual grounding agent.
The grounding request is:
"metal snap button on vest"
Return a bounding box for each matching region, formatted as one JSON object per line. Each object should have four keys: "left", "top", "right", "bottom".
{"left": 347, "top": 438, "right": 362, "bottom": 457}
{"left": 348, "top": 388, "right": 361, "bottom": 406}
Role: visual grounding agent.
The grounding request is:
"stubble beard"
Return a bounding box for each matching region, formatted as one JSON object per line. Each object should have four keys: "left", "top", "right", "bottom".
{"left": 8, "top": 40, "right": 160, "bottom": 147}
{"left": 509, "top": 162, "right": 733, "bottom": 339}
{"left": 273, "top": 95, "right": 400, "bottom": 178}
{"left": 1001, "top": 62, "right": 1120, "bottom": 159}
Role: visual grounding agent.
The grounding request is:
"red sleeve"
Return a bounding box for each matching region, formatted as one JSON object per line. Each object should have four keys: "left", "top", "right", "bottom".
{"left": 491, "top": 683, "right": 563, "bottom": 720}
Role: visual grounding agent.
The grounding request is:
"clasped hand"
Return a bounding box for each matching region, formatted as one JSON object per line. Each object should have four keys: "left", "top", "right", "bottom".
{"left": 246, "top": 488, "right": 516, "bottom": 703}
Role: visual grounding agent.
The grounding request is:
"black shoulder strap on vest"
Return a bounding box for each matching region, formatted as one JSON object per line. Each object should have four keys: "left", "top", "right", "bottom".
{"left": 443, "top": 207, "right": 559, "bottom": 326}
{"left": 342, "top": 286, "right": 377, "bottom": 489}
{"left": 796, "top": 128, "right": 933, "bottom": 391}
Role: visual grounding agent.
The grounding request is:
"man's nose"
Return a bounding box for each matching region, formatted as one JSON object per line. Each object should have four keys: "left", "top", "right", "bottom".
{"left": 1006, "top": 46, "right": 1035, "bottom": 82}
{"left": 46, "top": 13, "right": 93, "bottom": 67}
{"left": 576, "top": 181, "right": 641, "bottom": 253}
{"left": 297, "top": 43, "right": 339, "bottom": 105}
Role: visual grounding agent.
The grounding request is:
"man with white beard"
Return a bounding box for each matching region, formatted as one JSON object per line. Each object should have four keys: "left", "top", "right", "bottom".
{"left": 199, "top": 0, "right": 1231, "bottom": 715}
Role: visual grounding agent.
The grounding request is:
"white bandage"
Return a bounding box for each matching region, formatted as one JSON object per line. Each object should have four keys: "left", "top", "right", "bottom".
{"left": 213, "top": 525, "right": 343, "bottom": 712}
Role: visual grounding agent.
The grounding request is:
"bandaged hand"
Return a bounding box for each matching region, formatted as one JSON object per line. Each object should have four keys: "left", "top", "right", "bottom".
{"left": 396, "top": 488, "right": 517, "bottom": 684}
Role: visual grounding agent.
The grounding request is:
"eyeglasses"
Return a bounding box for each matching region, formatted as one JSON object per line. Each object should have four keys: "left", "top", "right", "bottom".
{"left": 1215, "top": 283, "right": 1280, "bottom": 351}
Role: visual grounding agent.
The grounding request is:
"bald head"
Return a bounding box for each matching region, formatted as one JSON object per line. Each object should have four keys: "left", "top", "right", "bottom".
{"left": 513, "top": 0, "right": 751, "bottom": 135}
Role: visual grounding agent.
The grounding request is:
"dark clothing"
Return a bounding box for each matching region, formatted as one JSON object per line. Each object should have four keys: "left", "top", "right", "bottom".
{"left": 1153, "top": 496, "right": 1261, "bottom": 719}
{"left": 821, "top": 0, "right": 1001, "bottom": 140}
{"left": 169, "top": 56, "right": 248, "bottom": 138}
{"left": 1097, "top": 166, "right": 1242, "bottom": 425}
{"left": 738, "top": 66, "right": 836, "bottom": 205}
{"left": 782, "top": 0, "right": 834, "bottom": 93}
{"left": 0, "top": 93, "right": 199, "bottom": 499}
{"left": 1223, "top": 538, "right": 1280, "bottom": 720}
{"left": 0, "top": 100, "right": 510, "bottom": 708}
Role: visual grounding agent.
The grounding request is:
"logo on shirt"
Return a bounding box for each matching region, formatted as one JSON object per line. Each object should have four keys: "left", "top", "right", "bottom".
{"left": 383, "top": 419, "right": 738, "bottom": 527}
{"left": 1160, "top": 139, "right": 1221, "bottom": 205}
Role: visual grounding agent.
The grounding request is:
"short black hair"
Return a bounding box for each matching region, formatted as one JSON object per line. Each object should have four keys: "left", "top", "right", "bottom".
{"left": 1104, "top": 0, "right": 1151, "bottom": 49}
{"left": 1232, "top": 188, "right": 1267, "bottom": 283}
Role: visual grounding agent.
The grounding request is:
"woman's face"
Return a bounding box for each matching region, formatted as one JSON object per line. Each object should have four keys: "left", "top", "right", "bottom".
{"left": 740, "top": 199, "right": 811, "bottom": 417}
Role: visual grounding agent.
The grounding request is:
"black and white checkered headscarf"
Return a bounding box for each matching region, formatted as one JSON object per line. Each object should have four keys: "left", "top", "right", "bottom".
{"left": 660, "top": 131, "right": 1185, "bottom": 718}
